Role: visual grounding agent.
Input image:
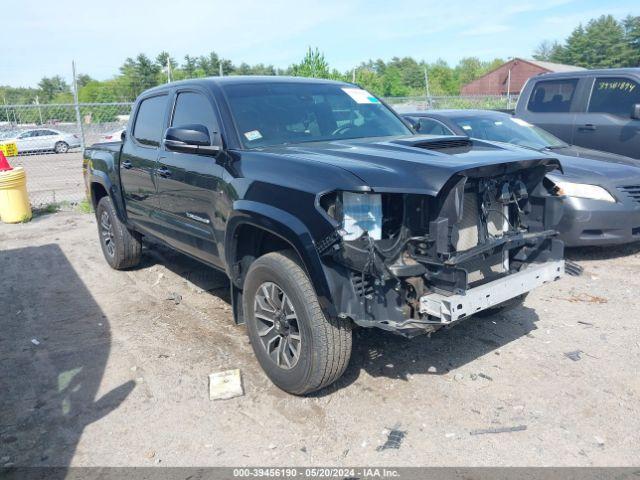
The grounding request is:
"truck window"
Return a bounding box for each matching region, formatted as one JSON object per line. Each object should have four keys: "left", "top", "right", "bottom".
{"left": 171, "top": 92, "right": 218, "bottom": 133}
{"left": 132, "top": 95, "right": 167, "bottom": 147}
{"left": 223, "top": 82, "right": 410, "bottom": 148}
{"left": 527, "top": 79, "right": 578, "bottom": 113}
{"left": 588, "top": 77, "right": 640, "bottom": 116}
{"left": 417, "top": 118, "right": 454, "bottom": 135}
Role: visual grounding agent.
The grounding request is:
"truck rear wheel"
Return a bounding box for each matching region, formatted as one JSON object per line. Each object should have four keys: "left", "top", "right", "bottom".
{"left": 96, "top": 196, "right": 142, "bottom": 270}
{"left": 243, "top": 251, "right": 352, "bottom": 395}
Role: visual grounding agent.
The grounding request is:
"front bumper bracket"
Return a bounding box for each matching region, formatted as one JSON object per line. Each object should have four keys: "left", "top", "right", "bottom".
{"left": 419, "top": 260, "right": 564, "bottom": 323}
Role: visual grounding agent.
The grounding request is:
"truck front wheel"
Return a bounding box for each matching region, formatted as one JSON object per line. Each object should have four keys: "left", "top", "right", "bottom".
{"left": 96, "top": 196, "right": 142, "bottom": 270}
{"left": 243, "top": 251, "right": 352, "bottom": 395}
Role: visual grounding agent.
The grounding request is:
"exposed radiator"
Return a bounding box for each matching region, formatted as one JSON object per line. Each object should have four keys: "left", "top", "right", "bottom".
{"left": 454, "top": 192, "right": 480, "bottom": 252}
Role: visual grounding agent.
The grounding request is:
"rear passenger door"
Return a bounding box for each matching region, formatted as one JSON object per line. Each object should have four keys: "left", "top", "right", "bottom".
{"left": 521, "top": 78, "right": 580, "bottom": 143}
{"left": 120, "top": 93, "right": 169, "bottom": 232}
{"left": 572, "top": 76, "right": 640, "bottom": 159}
{"left": 154, "top": 89, "right": 226, "bottom": 267}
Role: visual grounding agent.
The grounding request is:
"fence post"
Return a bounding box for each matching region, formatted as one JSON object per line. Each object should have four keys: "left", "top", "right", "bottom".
{"left": 72, "top": 60, "right": 85, "bottom": 151}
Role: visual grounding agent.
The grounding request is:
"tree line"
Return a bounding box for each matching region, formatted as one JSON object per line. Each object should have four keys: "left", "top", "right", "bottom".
{"left": 1, "top": 13, "right": 638, "bottom": 108}
{"left": 535, "top": 14, "right": 640, "bottom": 67}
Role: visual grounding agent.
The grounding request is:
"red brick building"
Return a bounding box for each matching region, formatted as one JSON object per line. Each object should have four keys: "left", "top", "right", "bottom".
{"left": 461, "top": 58, "right": 585, "bottom": 96}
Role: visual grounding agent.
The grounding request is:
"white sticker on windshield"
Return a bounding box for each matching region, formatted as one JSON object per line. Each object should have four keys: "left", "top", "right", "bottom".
{"left": 461, "top": 125, "right": 472, "bottom": 130}
{"left": 244, "top": 130, "right": 263, "bottom": 141}
{"left": 342, "top": 87, "right": 380, "bottom": 104}
{"left": 510, "top": 117, "right": 533, "bottom": 127}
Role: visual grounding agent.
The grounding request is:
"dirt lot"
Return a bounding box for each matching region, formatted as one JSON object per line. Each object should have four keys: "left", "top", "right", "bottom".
{"left": 1, "top": 210, "right": 639, "bottom": 467}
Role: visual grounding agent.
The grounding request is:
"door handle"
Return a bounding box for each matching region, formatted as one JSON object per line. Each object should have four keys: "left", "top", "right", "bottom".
{"left": 121, "top": 160, "right": 132, "bottom": 169}
{"left": 578, "top": 124, "right": 597, "bottom": 131}
{"left": 156, "top": 166, "right": 171, "bottom": 178}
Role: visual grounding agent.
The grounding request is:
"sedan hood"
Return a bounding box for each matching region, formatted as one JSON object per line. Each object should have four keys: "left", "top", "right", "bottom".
{"left": 262, "top": 136, "right": 559, "bottom": 196}
{"left": 551, "top": 145, "right": 640, "bottom": 168}
{"left": 546, "top": 152, "right": 640, "bottom": 185}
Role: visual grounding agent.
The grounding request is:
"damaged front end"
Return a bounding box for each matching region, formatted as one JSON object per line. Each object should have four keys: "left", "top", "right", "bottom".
{"left": 318, "top": 160, "right": 565, "bottom": 337}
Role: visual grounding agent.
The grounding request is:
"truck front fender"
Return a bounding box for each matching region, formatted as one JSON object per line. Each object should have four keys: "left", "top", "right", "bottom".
{"left": 225, "top": 200, "right": 337, "bottom": 319}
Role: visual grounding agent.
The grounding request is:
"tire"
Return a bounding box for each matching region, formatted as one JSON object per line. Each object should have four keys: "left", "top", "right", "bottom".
{"left": 95, "top": 196, "right": 142, "bottom": 270}
{"left": 54, "top": 141, "right": 69, "bottom": 153}
{"left": 475, "top": 293, "right": 528, "bottom": 318}
{"left": 243, "top": 251, "right": 352, "bottom": 395}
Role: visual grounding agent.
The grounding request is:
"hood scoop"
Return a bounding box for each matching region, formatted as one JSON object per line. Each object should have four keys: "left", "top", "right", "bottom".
{"left": 391, "top": 135, "right": 473, "bottom": 152}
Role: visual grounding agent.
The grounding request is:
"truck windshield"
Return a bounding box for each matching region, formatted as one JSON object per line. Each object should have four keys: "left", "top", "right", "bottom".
{"left": 451, "top": 115, "right": 568, "bottom": 150}
{"left": 223, "top": 82, "right": 411, "bottom": 148}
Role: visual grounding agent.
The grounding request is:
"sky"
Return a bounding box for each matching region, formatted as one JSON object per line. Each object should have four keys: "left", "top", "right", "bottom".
{"left": 1, "top": 0, "right": 638, "bottom": 87}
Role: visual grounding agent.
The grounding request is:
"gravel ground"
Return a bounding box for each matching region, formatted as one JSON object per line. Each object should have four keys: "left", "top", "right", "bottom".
{"left": 9, "top": 152, "right": 84, "bottom": 206}
{"left": 1, "top": 211, "right": 639, "bottom": 467}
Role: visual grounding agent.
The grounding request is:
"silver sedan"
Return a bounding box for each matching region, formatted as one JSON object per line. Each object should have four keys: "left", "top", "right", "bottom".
{"left": 0, "top": 128, "right": 81, "bottom": 154}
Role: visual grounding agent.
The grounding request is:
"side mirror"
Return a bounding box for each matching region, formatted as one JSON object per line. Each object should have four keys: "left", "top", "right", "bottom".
{"left": 163, "top": 124, "right": 221, "bottom": 155}
{"left": 632, "top": 104, "right": 640, "bottom": 120}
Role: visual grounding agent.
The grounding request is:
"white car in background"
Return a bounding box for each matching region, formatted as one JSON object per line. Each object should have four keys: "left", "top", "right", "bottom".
{"left": 0, "top": 128, "right": 81, "bottom": 154}
{"left": 98, "top": 128, "right": 125, "bottom": 143}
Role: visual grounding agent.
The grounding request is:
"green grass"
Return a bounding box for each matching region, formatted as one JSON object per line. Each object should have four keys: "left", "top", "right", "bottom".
{"left": 76, "top": 199, "right": 93, "bottom": 214}
{"left": 32, "top": 203, "right": 61, "bottom": 217}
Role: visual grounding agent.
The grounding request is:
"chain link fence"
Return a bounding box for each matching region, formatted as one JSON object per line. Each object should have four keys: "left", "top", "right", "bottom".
{"left": 0, "top": 94, "right": 519, "bottom": 207}
{"left": 385, "top": 94, "right": 519, "bottom": 113}
{"left": 1, "top": 103, "right": 132, "bottom": 206}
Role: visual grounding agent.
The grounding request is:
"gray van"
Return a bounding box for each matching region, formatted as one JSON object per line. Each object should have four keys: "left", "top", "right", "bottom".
{"left": 516, "top": 68, "right": 640, "bottom": 159}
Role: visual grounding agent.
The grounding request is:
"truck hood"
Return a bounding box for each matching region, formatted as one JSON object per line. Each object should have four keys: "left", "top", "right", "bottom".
{"left": 262, "top": 136, "right": 560, "bottom": 196}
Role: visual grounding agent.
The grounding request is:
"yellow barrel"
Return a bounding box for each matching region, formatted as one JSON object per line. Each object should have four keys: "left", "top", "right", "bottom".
{"left": 0, "top": 167, "right": 32, "bottom": 223}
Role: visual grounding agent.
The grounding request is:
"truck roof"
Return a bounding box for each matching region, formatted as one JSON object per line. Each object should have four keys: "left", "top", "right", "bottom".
{"left": 531, "top": 67, "right": 640, "bottom": 80}
{"left": 142, "top": 75, "right": 353, "bottom": 96}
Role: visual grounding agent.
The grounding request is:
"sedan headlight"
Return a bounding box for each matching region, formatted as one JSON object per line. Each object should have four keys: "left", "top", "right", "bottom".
{"left": 339, "top": 192, "right": 382, "bottom": 241}
{"left": 555, "top": 181, "right": 616, "bottom": 203}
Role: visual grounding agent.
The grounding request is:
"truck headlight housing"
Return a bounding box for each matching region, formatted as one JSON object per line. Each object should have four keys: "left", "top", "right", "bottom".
{"left": 323, "top": 191, "right": 382, "bottom": 241}
{"left": 554, "top": 181, "right": 616, "bottom": 203}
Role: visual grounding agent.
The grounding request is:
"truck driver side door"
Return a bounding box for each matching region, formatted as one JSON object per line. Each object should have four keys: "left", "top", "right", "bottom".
{"left": 154, "top": 89, "right": 226, "bottom": 268}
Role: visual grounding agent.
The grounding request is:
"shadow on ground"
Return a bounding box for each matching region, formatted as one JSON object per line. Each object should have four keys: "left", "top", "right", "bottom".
{"left": 319, "top": 304, "right": 539, "bottom": 395}
{"left": 134, "top": 241, "right": 539, "bottom": 397}
{"left": 566, "top": 242, "right": 640, "bottom": 261}
{"left": 0, "top": 245, "right": 134, "bottom": 473}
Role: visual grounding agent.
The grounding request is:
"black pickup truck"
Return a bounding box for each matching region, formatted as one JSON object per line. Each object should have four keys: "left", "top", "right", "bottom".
{"left": 83, "top": 76, "right": 564, "bottom": 394}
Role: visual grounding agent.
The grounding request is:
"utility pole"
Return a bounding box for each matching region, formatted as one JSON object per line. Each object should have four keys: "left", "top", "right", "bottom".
{"left": 219, "top": 62, "right": 224, "bottom": 77}
{"left": 506, "top": 68, "right": 512, "bottom": 109}
{"left": 3, "top": 95, "right": 10, "bottom": 123}
{"left": 72, "top": 61, "right": 85, "bottom": 151}
{"left": 352, "top": 68, "right": 356, "bottom": 83}
{"left": 34, "top": 95, "right": 43, "bottom": 124}
{"left": 424, "top": 66, "right": 431, "bottom": 109}
{"left": 166, "top": 57, "right": 172, "bottom": 83}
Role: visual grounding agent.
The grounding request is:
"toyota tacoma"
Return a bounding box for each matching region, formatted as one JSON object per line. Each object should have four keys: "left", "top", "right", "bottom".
{"left": 83, "top": 77, "right": 565, "bottom": 394}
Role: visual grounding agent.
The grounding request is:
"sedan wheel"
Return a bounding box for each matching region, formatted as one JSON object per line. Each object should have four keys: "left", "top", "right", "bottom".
{"left": 54, "top": 141, "right": 69, "bottom": 153}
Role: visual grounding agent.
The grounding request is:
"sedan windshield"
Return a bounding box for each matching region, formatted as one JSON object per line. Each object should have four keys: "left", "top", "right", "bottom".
{"left": 451, "top": 115, "right": 567, "bottom": 150}
{"left": 0, "top": 130, "right": 19, "bottom": 140}
{"left": 223, "top": 82, "right": 411, "bottom": 148}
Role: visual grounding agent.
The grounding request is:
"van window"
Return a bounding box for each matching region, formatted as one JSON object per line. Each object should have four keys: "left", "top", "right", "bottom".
{"left": 133, "top": 95, "right": 167, "bottom": 147}
{"left": 527, "top": 79, "right": 578, "bottom": 113}
{"left": 588, "top": 77, "right": 640, "bottom": 116}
